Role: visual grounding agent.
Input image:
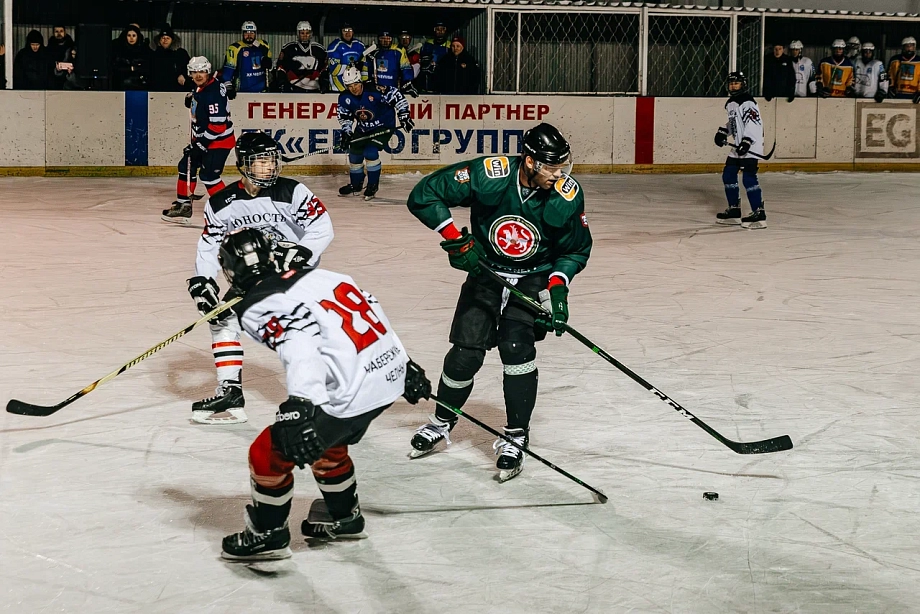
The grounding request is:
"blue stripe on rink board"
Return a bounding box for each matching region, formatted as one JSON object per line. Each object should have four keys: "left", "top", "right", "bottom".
{"left": 125, "top": 92, "right": 149, "bottom": 166}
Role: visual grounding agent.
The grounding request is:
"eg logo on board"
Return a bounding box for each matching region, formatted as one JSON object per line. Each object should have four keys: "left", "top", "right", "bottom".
{"left": 856, "top": 102, "right": 920, "bottom": 158}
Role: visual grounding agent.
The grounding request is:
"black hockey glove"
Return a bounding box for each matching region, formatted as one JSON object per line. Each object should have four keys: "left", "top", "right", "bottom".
{"left": 340, "top": 131, "right": 353, "bottom": 150}
{"left": 786, "top": 95, "right": 795, "bottom": 103}
{"left": 913, "top": 92, "right": 920, "bottom": 105}
{"left": 400, "top": 115, "right": 415, "bottom": 133}
{"left": 440, "top": 227, "right": 485, "bottom": 276}
{"left": 736, "top": 137, "right": 753, "bottom": 157}
{"left": 272, "top": 241, "right": 314, "bottom": 272}
{"left": 714, "top": 127, "right": 729, "bottom": 148}
{"left": 819, "top": 87, "right": 831, "bottom": 98}
{"left": 536, "top": 285, "right": 569, "bottom": 337}
{"left": 224, "top": 82, "right": 237, "bottom": 100}
{"left": 273, "top": 397, "right": 326, "bottom": 469}
{"left": 403, "top": 360, "right": 432, "bottom": 405}
{"left": 845, "top": 86, "right": 856, "bottom": 98}
{"left": 187, "top": 276, "right": 221, "bottom": 318}
{"left": 401, "top": 82, "right": 419, "bottom": 98}
{"left": 184, "top": 92, "right": 194, "bottom": 109}
{"left": 184, "top": 140, "right": 208, "bottom": 163}
{"left": 764, "top": 95, "right": 773, "bottom": 102}
{"left": 875, "top": 90, "right": 887, "bottom": 103}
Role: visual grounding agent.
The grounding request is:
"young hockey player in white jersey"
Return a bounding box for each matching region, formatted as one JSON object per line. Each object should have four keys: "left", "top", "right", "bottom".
{"left": 714, "top": 71, "right": 767, "bottom": 229}
{"left": 789, "top": 40, "right": 817, "bottom": 98}
{"left": 186, "top": 131, "right": 334, "bottom": 424}
{"left": 217, "top": 228, "right": 432, "bottom": 560}
{"left": 854, "top": 42, "right": 889, "bottom": 102}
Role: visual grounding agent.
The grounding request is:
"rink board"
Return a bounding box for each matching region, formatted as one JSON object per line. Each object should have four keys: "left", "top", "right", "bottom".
{"left": 0, "top": 91, "right": 918, "bottom": 173}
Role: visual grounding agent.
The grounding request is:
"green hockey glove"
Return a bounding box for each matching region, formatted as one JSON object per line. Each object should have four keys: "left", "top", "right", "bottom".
{"left": 439, "top": 228, "right": 485, "bottom": 275}
{"left": 536, "top": 285, "right": 569, "bottom": 337}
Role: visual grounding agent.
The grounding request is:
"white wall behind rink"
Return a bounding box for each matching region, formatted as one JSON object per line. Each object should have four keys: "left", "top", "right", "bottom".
{"left": 0, "top": 91, "right": 917, "bottom": 171}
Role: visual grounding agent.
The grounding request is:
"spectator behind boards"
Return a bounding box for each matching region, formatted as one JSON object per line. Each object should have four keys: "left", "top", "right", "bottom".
{"left": 14, "top": 30, "right": 52, "bottom": 90}
{"left": 149, "top": 26, "right": 191, "bottom": 92}
{"left": 112, "top": 25, "right": 151, "bottom": 90}
{"left": 762, "top": 43, "right": 796, "bottom": 102}
{"left": 48, "top": 25, "right": 78, "bottom": 90}
{"left": 417, "top": 22, "right": 450, "bottom": 93}
{"left": 435, "top": 36, "right": 479, "bottom": 95}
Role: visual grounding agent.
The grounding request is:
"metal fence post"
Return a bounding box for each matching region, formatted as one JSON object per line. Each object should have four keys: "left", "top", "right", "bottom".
{"left": 487, "top": 7, "right": 494, "bottom": 94}
{"left": 639, "top": 6, "right": 649, "bottom": 96}
{"left": 759, "top": 12, "right": 766, "bottom": 95}
{"left": 515, "top": 11, "right": 522, "bottom": 94}
{"left": 730, "top": 13, "right": 738, "bottom": 72}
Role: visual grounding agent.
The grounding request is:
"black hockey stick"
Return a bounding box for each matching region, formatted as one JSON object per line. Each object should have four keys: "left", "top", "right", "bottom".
{"left": 281, "top": 128, "right": 393, "bottom": 162}
{"left": 482, "top": 268, "right": 793, "bottom": 455}
{"left": 729, "top": 140, "right": 776, "bottom": 161}
{"left": 6, "top": 298, "right": 243, "bottom": 417}
{"left": 430, "top": 394, "right": 608, "bottom": 504}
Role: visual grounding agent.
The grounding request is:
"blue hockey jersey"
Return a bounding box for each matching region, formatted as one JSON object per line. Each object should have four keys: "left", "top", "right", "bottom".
{"left": 336, "top": 85, "right": 409, "bottom": 134}
{"left": 369, "top": 45, "right": 413, "bottom": 88}
{"left": 223, "top": 39, "right": 272, "bottom": 93}
{"left": 327, "top": 38, "right": 367, "bottom": 92}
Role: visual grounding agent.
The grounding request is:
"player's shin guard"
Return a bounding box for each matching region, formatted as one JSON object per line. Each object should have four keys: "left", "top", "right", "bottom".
{"left": 434, "top": 346, "right": 485, "bottom": 423}
{"left": 722, "top": 166, "right": 741, "bottom": 207}
{"left": 365, "top": 157, "right": 382, "bottom": 188}
{"left": 742, "top": 170, "right": 763, "bottom": 210}
{"left": 311, "top": 446, "right": 358, "bottom": 521}
{"left": 348, "top": 153, "right": 365, "bottom": 187}
{"left": 248, "top": 428, "right": 296, "bottom": 530}
{"left": 176, "top": 174, "right": 197, "bottom": 203}
{"left": 201, "top": 177, "right": 226, "bottom": 196}
{"left": 502, "top": 363, "right": 538, "bottom": 430}
{"left": 210, "top": 319, "right": 243, "bottom": 384}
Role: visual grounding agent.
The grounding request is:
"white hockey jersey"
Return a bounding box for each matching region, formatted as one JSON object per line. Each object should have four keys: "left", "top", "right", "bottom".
{"left": 725, "top": 93, "right": 764, "bottom": 159}
{"left": 793, "top": 56, "right": 817, "bottom": 97}
{"left": 237, "top": 268, "right": 407, "bottom": 418}
{"left": 196, "top": 177, "right": 334, "bottom": 281}
{"left": 854, "top": 58, "right": 889, "bottom": 99}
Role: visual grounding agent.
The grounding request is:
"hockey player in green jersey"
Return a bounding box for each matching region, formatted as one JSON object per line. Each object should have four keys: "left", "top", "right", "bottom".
{"left": 406, "top": 123, "right": 592, "bottom": 482}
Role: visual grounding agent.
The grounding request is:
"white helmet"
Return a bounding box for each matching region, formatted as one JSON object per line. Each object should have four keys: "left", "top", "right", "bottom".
{"left": 297, "top": 21, "right": 312, "bottom": 32}
{"left": 187, "top": 56, "right": 212, "bottom": 73}
{"left": 831, "top": 39, "right": 846, "bottom": 49}
{"left": 242, "top": 21, "right": 257, "bottom": 33}
{"left": 903, "top": 36, "right": 917, "bottom": 46}
{"left": 342, "top": 66, "right": 362, "bottom": 86}
{"left": 789, "top": 40, "right": 804, "bottom": 50}
{"left": 861, "top": 42, "right": 875, "bottom": 51}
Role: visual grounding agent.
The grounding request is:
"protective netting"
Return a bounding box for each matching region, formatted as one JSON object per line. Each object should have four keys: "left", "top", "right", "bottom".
{"left": 647, "top": 15, "right": 731, "bottom": 97}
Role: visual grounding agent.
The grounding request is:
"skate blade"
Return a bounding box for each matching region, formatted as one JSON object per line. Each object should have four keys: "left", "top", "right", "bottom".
{"left": 221, "top": 546, "right": 292, "bottom": 562}
{"left": 715, "top": 219, "right": 742, "bottom": 226}
{"left": 364, "top": 195, "right": 375, "bottom": 201}
{"left": 741, "top": 221, "right": 767, "bottom": 230}
{"left": 191, "top": 408, "right": 248, "bottom": 424}
{"left": 161, "top": 215, "right": 193, "bottom": 226}
{"left": 497, "top": 466, "right": 524, "bottom": 483}
{"left": 408, "top": 447, "right": 435, "bottom": 459}
{"left": 304, "top": 530, "right": 368, "bottom": 541}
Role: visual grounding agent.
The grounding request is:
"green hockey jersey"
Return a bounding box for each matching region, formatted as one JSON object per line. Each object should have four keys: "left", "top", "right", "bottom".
{"left": 407, "top": 155, "right": 592, "bottom": 281}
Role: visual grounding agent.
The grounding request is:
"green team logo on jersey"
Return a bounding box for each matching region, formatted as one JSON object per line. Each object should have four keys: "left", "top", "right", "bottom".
{"left": 489, "top": 215, "right": 541, "bottom": 260}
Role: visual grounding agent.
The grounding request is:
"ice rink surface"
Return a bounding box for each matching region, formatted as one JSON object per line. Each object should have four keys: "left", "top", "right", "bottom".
{"left": 1, "top": 171, "right": 919, "bottom": 613}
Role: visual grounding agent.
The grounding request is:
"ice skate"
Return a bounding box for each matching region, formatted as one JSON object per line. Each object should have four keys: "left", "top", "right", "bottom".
{"left": 408, "top": 414, "right": 456, "bottom": 458}
{"left": 191, "top": 381, "right": 247, "bottom": 424}
{"left": 716, "top": 206, "right": 742, "bottom": 225}
{"left": 339, "top": 183, "right": 362, "bottom": 197}
{"left": 161, "top": 201, "right": 192, "bottom": 225}
{"left": 493, "top": 427, "right": 528, "bottom": 483}
{"left": 363, "top": 184, "right": 379, "bottom": 201}
{"left": 301, "top": 500, "right": 367, "bottom": 540}
{"left": 221, "top": 505, "right": 292, "bottom": 561}
{"left": 741, "top": 208, "right": 767, "bottom": 229}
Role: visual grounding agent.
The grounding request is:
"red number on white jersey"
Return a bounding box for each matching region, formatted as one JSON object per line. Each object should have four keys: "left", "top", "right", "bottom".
{"left": 319, "top": 282, "right": 387, "bottom": 352}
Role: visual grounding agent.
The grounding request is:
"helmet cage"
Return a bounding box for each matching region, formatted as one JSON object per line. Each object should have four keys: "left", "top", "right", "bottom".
{"left": 240, "top": 150, "right": 282, "bottom": 188}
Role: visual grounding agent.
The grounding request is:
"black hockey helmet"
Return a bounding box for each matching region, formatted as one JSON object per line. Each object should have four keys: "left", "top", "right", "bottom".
{"left": 236, "top": 131, "right": 281, "bottom": 188}
{"left": 726, "top": 70, "right": 748, "bottom": 94}
{"left": 218, "top": 227, "right": 277, "bottom": 292}
{"left": 521, "top": 123, "right": 571, "bottom": 166}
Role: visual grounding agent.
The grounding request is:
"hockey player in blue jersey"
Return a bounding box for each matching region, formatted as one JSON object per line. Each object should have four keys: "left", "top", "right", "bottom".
{"left": 418, "top": 22, "right": 451, "bottom": 93}
{"left": 327, "top": 23, "right": 366, "bottom": 92}
{"left": 367, "top": 30, "right": 415, "bottom": 94}
{"left": 336, "top": 66, "right": 413, "bottom": 201}
{"left": 223, "top": 21, "right": 271, "bottom": 94}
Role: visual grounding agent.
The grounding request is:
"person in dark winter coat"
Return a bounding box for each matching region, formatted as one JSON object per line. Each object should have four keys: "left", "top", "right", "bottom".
{"left": 112, "top": 25, "right": 151, "bottom": 90}
{"left": 13, "top": 30, "right": 52, "bottom": 90}
{"left": 434, "top": 36, "right": 479, "bottom": 95}
{"left": 149, "top": 26, "right": 191, "bottom": 92}
{"left": 762, "top": 43, "right": 797, "bottom": 102}
{"left": 47, "top": 25, "right": 79, "bottom": 90}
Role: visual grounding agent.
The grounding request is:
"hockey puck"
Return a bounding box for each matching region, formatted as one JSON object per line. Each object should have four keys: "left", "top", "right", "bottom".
{"left": 703, "top": 492, "right": 719, "bottom": 501}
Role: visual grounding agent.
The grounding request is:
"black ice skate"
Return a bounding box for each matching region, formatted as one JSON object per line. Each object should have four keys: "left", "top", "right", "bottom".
{"left": 741, "top": 208, "right": 767, "bottom": 229}
{"left": 409, "top": 414, "right": 456, "bottom": 459}
{"left": 716, "top": 206, "right": 742, "bottom": 225}
{"left": 161, "top": 201, "right": 192, "bottom": 225}
{"left": 221, "top": 505, "right": 292, "bottom": 561}
{"left": 339, "top": 183, "right": 362, "bottom": 197}
{"left": 363, "top": 184, "right": 379, "bottom": 201}
{"left": 301, "top": 499, "right": 367, "bottom": 540}
{"left": 191, "top": 382, "right": 247, "bottom": 424}
{"left": 493, "top": 427, "right": 529, "bottom": 482}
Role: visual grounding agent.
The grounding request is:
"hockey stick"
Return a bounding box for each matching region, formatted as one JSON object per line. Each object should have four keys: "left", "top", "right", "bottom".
{"left": 6, "top": 298, "right": 243, "bottom": 417}
{"left": 729, "top": 140, "right": 776, "bottom": 161}
{"left": 430, "top": 394, "right": 608, "bottom": 504}
{"left": 280, "top": 128, "right": 393, "bottom": 163}
{"left": 482, "top": 268, "right": 793, "bottom": 455}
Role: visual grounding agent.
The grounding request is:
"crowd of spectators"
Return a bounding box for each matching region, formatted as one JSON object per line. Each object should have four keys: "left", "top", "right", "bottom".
{"left": 762, "top": 36, "right": 920, "bottom": 103}
{"left": 6, "top": 20, "right": 481, "bottom": 95}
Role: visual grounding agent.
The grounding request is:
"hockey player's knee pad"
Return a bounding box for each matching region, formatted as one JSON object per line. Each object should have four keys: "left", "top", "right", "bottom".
{"left": 366, "top": 159, "right": 382, "bottom": 172}
{"left": 363, "top": 145, "right": 380, "bottom": 161}
{"left": 722, "top": 166, "right": 739, "bottom": 186}
{"left": 443, "top": 345, "right": 485, "bottom": 381}
{"left": 348, "top": 152, "right": 365, "bottom": 166}
{"left": 741, "top": 170, "right": 760, "bottom": 190}
{"left": 311, "top": 445, "right": 353, "bottom": 479}
{"left": 209, "top": 316, "right": 242, "bottom": 341}
{"left": 249, "top": 427, "right": 294, "bottom": 488}
{"left": 498, "top": 339, "right": 536, "bottom": 369}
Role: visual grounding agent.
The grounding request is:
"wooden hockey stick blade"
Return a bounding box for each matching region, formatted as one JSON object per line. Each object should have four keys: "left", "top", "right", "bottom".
{"left": 6, "top": 298, "right": 242, "bottom": 417}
